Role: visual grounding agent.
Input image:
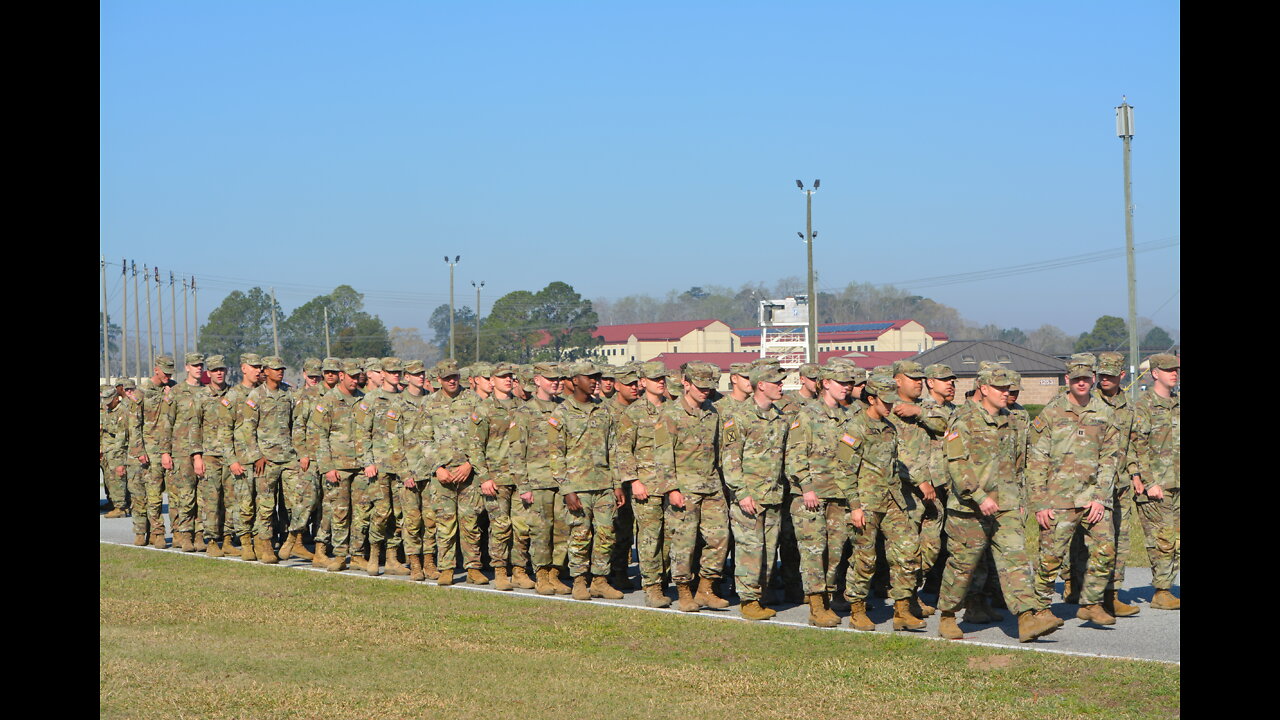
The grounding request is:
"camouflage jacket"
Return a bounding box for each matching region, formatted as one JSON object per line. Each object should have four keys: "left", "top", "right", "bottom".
{"left": 424, "top": 390, "right": 481, "bottom": 474}
{"left": 920, "top": 396, "right": 957, "bottom": 489}
{"left": 613, "top": 397, "right": 668, "bottom": 489}
{"left": 140, "top": 382, "right": 174, "bottom": 457}
{"left": 194, "top": 384, "right": 236, "bottom": 459}
{"left": 474, "top": 395, "right": 522, "bottom": 485}
{"left": 168, "top": 382, "right": 205, "bottom": 456}
{"left": 507, "top": 396, "right": 562, "bottom": 493}
{"left": 356, "top": 388, "right": 410, "bottom": 475}
{"left": 398, "top": 390, "right": 434, "bottom": 480}
{"left": 292, "top": 383, "right": 327, "bottom": 463}
{"left": 720, "top": 399, "right": 788, "bottom": 505}
{"left": 1027, "top": 392, "right": 1120, "bottom": 510}
{"left": 240, "top": 383, "right": 298, "bottom": 464}
{"left": 1007, "top": 402, "right": 1031, "bottom": 477}
{"left": 1131, "top": 389, "right": 1179, "bottom": 491}
{"left": 654, "top": 396, "right": 721, "bottom": 495}
{"left": 839, "top": 409, "right": 903, "bottom": 512}
{"left": 100, "top": 400, "right": 128, "bottom": 466}
{"left": 944, "top": 402, "right": 1021, "bottom": 513}
{"left": 311, "top": 387, "right": 365, "bottom": 474}
{"left": 549, "top": 395, "right": 615, "bottom": 494}
{"left": 887, "top": 407, "right": 934, "bottom": 488}
{"left": 1093, "top": 387, "right": 1138, "bottom": 492}
{"left": 122, "top": 395, "right": 146, "bottom": 461}
{"left": 225, "top": 382, "right": 257, "bottom": 466}
{"left": 784, "top": 399, "right": 851, "bottom": 500}
{"left": 778, "top": 390, "right": 816, "bottom": 418}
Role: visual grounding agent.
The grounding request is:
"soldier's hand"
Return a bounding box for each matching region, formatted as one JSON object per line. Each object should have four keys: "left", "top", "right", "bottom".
{"left": 850, "top": 507, "right": 865, "bottom": 529}
{"left": 326, "top": 470, "right": 339, "bottom": 484}
{"left": 631, "top": 480, "right": 649, "bottom": 501}
{"left": 231, "top": 461, "right": 245, "bottom": 476}
{"left": 520, "top": 491, "right": 533, "bottom": 505}
{"left": 1146, "top": 484, "right": 1165, "bottom": 501}
{"left": 403, "top": 476, "right": 416, "bottom": 490}
{"left": 565, "top": 492, "right": 582, "bottom": 512}
{"left": 480, "top": 480, "right": 497, "bottom": 497}
{"left": 451, "top": 461, "right": 474, "bottom": 483}
{"left": 893, "top": 403, "right": 922, "bottom": 419}
{"left": 668, "top": 489, "right": 685, "bottom": 509}
{"left": 436, "top": 466, "right": 452, "bottom": 483}
{"left": 254, "top": 457, "right": 268, "bottom": 475}
{"left": 918, "top": 482, "right": 937, "bottom": 502}
{"left": 193, "top": 455, "right": 205, "bottom": 477}
{"left": 161, "top": 453, "right": 173, "bottom": 471}
{"left": 1085, "top": 501, "right": 1106, "bottom": 524}
{"left": 979, "top": 497, "right": 999, "bottom": 516}
{"left": 364, "top": 464, "right": 377, "bottom": 479}
{"left": 1131, "top": 475, "right": 1145, "bottom": 495}
{"left": 138, "top": 453, "right": 149, "bottom": 465}
{"left": 115, "top": 465, "right": 126, "bottom": 478}
{"left": 739, "top": 496, "right": 758, "bottom": 516}
{"left": 1035, "top": 509, "right": 1056, "bottom": 531}
{"left": 614, "top": 487, "right": 625, "bottom": 508}
{"left": 803, "top": 490, "right": 820, "bottom": 511}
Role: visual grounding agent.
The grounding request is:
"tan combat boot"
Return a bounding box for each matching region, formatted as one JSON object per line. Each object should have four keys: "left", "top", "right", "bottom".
{"left": 133, "top": 534, "right": 147, "bottom": 546}
{"left": 911, "top": 595, "right": 935, "bottom": 618}
{"left": 938, "top": 611, "right": 963, "bottom": 639}
{"left": 1019, "top": 610, "right": 1061, "bottom": 642}
{"left": 206, "top": 537, "right": 223, "bottom": 558}
{"left": 466, "top": 568, "right": 489, "bottom": 585}
{"left": 494, "top": 567, "right": 514, "bottom": 591}
{"left": 548, "top": 568, "right": 572, "bottom": 595}
{"left": 312, "top": 541, "right": 332, "bottom": 568}
{"left": 422, "top": 555, "right": 440, "bottom": 580}
{"left": 408, "top": 554, "right": 424, "bottom": 582}
{"left": 291, "top": 535, "right": 314, "bottom": 560}
{"left": 819, "top": 592, "right": 841, "bottom": 626}
{"left": 807, "top": 594, "right": 839, "bottom": 627}
{"left": 1104, "top": 589, "right": 1140, "bottom": 617}
{"left": 1150, "top": 589, "right": 1180, "bottom": 610}
{"left": 105, "top": 507, "right": 127, "bottom": 519}
{"left": 740, "top": 600, "right": 776, "bottom": 621}
{"left": 1034, "top": 608, "right": 1064, "bottom": 636}
{"left": 257, "top": 537, "right": 279, "bottom": 564}
{"left": 1076, "top": 603, "right": 1116, "bottom": 626}
{"left": 847, "top": 599, "right": 875, "bottom": 631}
{"left": 437, "top": 567, "right": 455, "bottom": 586}
{"left": 572, "top": 575, "right": 591, "bottom": 600}
{"left": 535, "top": 568, "right": 555, "bottom": 596}
{"left": 277, "top": 533, "right": 296, "bottom": 561}
{"left": 893, "top": 599, "right": 926, "bottom": 631}
{"left": 693, "top": 577, "right": 730, "bottom": 610}
{"left": 151, "top": 531, "right": 167, "bottom": 549}
{"left": 384, "top": 547, "right": 410, "bottom": 576}
{"left": 326, "top": 547, "right": 350, "bottom": 572}
{"left": 644, "top": 584, "right": 671, "bottom": 608}
{"left": 510, "top": 566, "right": 536, "bottom": 589}
{"left": 193, "top": 534, "right": 206, "bottom": 552}
{"left": 677, "top": 582, "right": 701, "bottom": 613}
{"left": 1062, "top": 576, "right": 1079, "bottom": 604}
{"left": 176, "top": 531, "right": 196, "bottom": 553}
{"left": 366, "top": 541, "right": 383, "bottom": 576}
{"left": 239, "top": 533, "right": 257, "bottom": 561}
{"left": 590, "top": 576, "right": 624, "bottom": 599}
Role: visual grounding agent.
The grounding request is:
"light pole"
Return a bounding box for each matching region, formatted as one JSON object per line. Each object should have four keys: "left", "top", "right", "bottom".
{"left": 796, "top": 179, "right": 820, "bottom": 363}
{"left": 471, "top": 280, "right": 485, "bottom": 363}
{"left": 1116, "top": 99, "right": 1138, "bottom": 376}
{"left": 444, "top": 255, "right": 461, "bottom": 359}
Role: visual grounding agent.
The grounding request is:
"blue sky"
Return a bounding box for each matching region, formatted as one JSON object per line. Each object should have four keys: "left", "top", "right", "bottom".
{"left": 101, "top": 1, "right": 1179, "bottom": 338}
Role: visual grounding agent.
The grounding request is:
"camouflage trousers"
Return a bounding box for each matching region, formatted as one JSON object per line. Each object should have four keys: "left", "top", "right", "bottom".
{"left": 1035, "top": 507, "right": 1115, "bottom": 607}
{"left": 666, "top": 488, "right": 729, "bottom": 585}
{"left": 386, "top": 475, "right": 403, "bottom": 551}
{"left": 482, "top": 484, "right": 529, "bottom": 569}
{"left": 938, "top": 509, "right": 1037, "bottom": 615}
{"left": 349, "top": 475, "right": 378, "bottom": 552}
{"left": 433, "top": 476, "right": 482, "bottom": 572}
{"left": 325, "top": 469, "right": 358, "bottom": 553}
{"left": 398, "top": 477, "right": 436, "bottom": 556}
{"left": 610, "top": 481, "right": 636, "bottom": 576}
{"left": 789, "top": 495, "right": 849, "bottom": 595}
{"left": 197, "top": 456, "right": 237, "bottom": 541}
{"left": 355, "top": 472, "right": 395, "bottom": 546}
{"left": 315, "top": 472, "right": 334, "bottom": 546}
{"left": 233, "top": 468, "right": 257, "bottom": 538}
{"left": 567, "top": 489, "right": 618, "bottom": 577}
{"left": 125, "top": 460, "right": 150, "bottom": 536}
{"left": 254, "top": 461, "right": 299, "bottom": 540}
{"left": 102, "top": 456, "right": 128, "bottom": 511}
{"left": 729, "top": 501, "right": 781, "bottom": 602}
{"left": 1136, "top": 488, "right": 1180, "bottom": 590}
{"left": 1065, "top": 485, "right": 1133, "bottom": 593}
{"left": 848, "top": 504, "right": 920, "bottom": 602}
{"left": 527, "top": 489, "right": 569, "bottom": 569}
{"left": 169, "top": 452, "right": 199, "bottom": 534}
{"left": 915, "top": 489, "right": 947, "bottom": 580}
{"left": 286, "top": 467, "right": 321, "bottom": 535}
{"left": 144, "top": 461, "right": 168, "bottom": 534}
{"left": 776, "top": 487, "right": 802, "bottom": 590}
{"left": 631, "top": 492, "right": 668, "bottom": 587}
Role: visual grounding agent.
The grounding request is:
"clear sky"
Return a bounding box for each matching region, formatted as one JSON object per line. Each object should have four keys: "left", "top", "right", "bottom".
{"left": 101, "top": 1, "right": 1180, "bottom": 339}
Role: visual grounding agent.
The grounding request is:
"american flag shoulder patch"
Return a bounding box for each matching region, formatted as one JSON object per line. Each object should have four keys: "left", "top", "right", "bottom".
{"left": 790, "top": 420, "right": 801, "bottom": 430}
{"left": 723, "top": 418, "right": 735, "bottom": 429}
{"left": 245, "top": 399, "right": 257, "bottom": 409}
{"left": 509, "top": 420, "right": 518, "bottom": 430}
{"left": 220, "top": 398, "right": 230, "bottom": 408}
{"left": 944, "top": 431, "right": 958, "bottom": 441}
{"left": 386, "top": 410, "right": 398, "bottom": 419}
{"left": 840, "top": 433, "right": 857, "bottom": 447}
{"left": 358, "top": 402, "right": 370, "bottom": 412}
{"left": 316, "top": 404, "right": 327, "bottom": 414}
{"left": 1031, "top": 416, "right": 1047, "bottom": 432}
{"left": 547, "top": 417, "right": 560, "bottom": 428}
{"left": 471, "top": 412, "right": 480, "bottom": 423}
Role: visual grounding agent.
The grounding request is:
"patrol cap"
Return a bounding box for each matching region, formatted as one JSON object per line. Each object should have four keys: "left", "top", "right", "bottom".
{"left": 613, "top": 363, "right": 640, "bottom": 384}
{"left": 924, "top": 363, "right": 956, "bottom": 380}
{"left": 821, "top": 364, "right": 857, "bottom": 383}
{"left": 471, "top": 361, "right": 494, "bottom": 378}
{"left": 154, "top": 355, "right": 176, "bottom": 373}
{"left": 302, "top": 358, "right": 322, "bottom": 376}
{"left": 682, "top": 362, "right": 719, "bottom": 389}
{"left": 1096, "top": 351, "right": 1125, "bottom": 376}
{"left": 566, "top": 360, "right": 601, "bottom": 377}
{"left": 322, "top": 357, "right": 342, "bottom": 372}
{"left": 205, "top": 354, "right": 228, "bottom": 370}
{"left": 1066, "top": 352, "right": 1097, "bottom": 380}
{"left": 1006, "top": 369, "right": 1024, "bottom": 391}
{"left": 598, "top": 365, "right": 618, "bottom": 380}
{"left": 185, "top": 352, "right": 206, "bottom": 366}
{"left": 892, "top": 360, "right": 926, "bottom": 379}
{"left": 871, "top": 364, "right": 893, "bottom": 376}
{"left": 491, "top": 362, "right": 517, "bottom": 377}
{"left": 978, "top": 367, "right": 1017, "bottom": 388}
{"left": 864, "top": 374, "right": 901, "bottom": 403}
{"left": 797, "top": 363, "right": 821, "bottom": 379}
{"left": 1148, "top": 353, "right": 1180, "bottom": 371}
{"left": 435, "top": 359, "right": 461, "bottom": 378}
{"left": 101, "top": 385, "right": 118, "bottom": 399}
{"left": 341, "top": 360, "right": 363, "bottom": 376}
{"left": 638, "top": 361, "right": 670, "bottom": 380}
{"left": 364, "top": 357, "right": 382, "bottom": 373}
{"left": 749, "top": 357, "right": 779, "bottom": 369}
{"left": 120, "top": 377, "right": 138, "bottom": 390}
{"left": 380, "top": 357, "right": 404, "bottom": 373}
{"left": 240, "top": 353, "right": 263, "bottom": 367}
{"left": 262, "top": 355, "right": 286, "bottom": 369}
{"left": 749, "top": 364, "right": 787, "bottom": 385}
{"left": 729, "top": 362, "right": 752, "bottom": 377}
{"left": 403, "top": 359, "right": 426, "bottom": 375}
{"left": 533, "top": 361, "right": 564, "bottom": 379}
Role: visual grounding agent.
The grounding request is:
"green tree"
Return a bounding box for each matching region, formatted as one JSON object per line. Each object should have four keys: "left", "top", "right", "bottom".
{"left": 428, "top": 304, "right": 477, "bottom": 361}
{"left": 99, "top": 312, "right": 122, "bottom": 359}
{"left": 531, "top": 281, "right": 601, "bottom": 361}
{"left": 281, "top": 285, "right": 392, "bottom": 366}
{"left": 1075, "top": 315, "right": 1128, "bottom": 353}
{"left": 482, "top": 290, "right": 542, "bottom": 363}
{"left": 1142, "top": 326, "right": 1175, "bottom": 349}
{"left": 198, "top": 288, "right": 282, "bottom": 361}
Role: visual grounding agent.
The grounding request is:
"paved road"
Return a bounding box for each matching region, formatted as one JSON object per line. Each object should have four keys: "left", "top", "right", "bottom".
{"left": 99, "top": 498, "right": 1179, "bottom": 664}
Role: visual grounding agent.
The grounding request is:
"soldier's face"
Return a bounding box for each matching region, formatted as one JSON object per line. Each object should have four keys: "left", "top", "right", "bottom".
{"left": 1098, "top": 373, "right": 1123, "bottom": 393}
{"left": 265, "top": 367, "right": 284, "bottom": 383}
{"left": 186, "top": 364, "right": 203, "bottom": 382}
{"left": 383, "top": 370, "right": 401, "bottom": 388}
{"left": 1066, "top": 374, "right": 1095, "bottom": 401}
{"left": 440, "top": 374, "right": 461, "bottom": 394}
{"left": 731, "top": 375, "right": 752, "bottom": 394}
{"left": 616, "top": 380, "right": 640, "bottom": 402}
{"left": 322, "top": 370, "right": 339, "bottom": 387}
{"left": 1152, "top": 367, "right": 1178, "bottom": 389}
{"left": 800, "top": 376, "right": 817, "bottom": 394}
{"left": 823, "top": 378, "right": 851, "bottom": 402}
{"left": 153, "top": 368, "right": 172, "bottom": 385}
{"left": 758, "top": 379, "right": 783, "bottom": 402}
{"left": 1007, "top": 389, "right": 1020, "bottom": 403}
{"left": 682, "top": 380, "right": 713, "bottom": 405}
{"left": 492, "top": 375, "right": 514, "bottom": 394}
{"left": 475, "top": 375, "right": 493, "bottom": 394}
{"left": 208, "top": 368, "right": 227, "bottom": 385}
{"left": 928, "top": 377, "right": 956, "bottom": 402}
{"left": 243, "top": 364, "right": 262, "bottom": 384}
{"left": 366, "top": 370, "right": 383, "bottom": 387}
{"left": 574, "top": 374, "right": 599, "bottom": 396}
{"left": 641, "top": 377, "right": 666, "bottom": 397}
{"left": 339, "top": 372, "right": 359, "bottom": 393}
{"left": 305, "top": 375, "right": 319, "bottom": 386}
{"left": 124, "top": 388, "right": 139, "bottom": 402}
{"left": 895, "top": 374, "right": 923, "bottom": 401}
{"left": 598, "top": 378, "right": 615, "bottom": 394}
{"left": 980, "top": 384, "right": 1011, "bottom": 410}
{"left": 406, "top": 372, "right": 425, "bottom": 390}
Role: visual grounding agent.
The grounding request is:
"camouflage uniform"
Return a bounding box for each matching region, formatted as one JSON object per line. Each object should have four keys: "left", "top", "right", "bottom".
{"left": 425, "top": 362, "right": 484, "bottom": 575}
{"left": 399, "top": 381, "right": 435, "bottom": 560}
{"left": 508, "top": 392, "right": 568, "bottom": 571}
{"left": 139, "top": 368, "right": 175, "bottom": 538}
{"left": 550, "top": 391, "right": 618, "bottom": 578}
{"left": 242, "top": 375, "right": 301, "bottom": 542}
{"left": 100, "top": 391, "right": 129, "bottom": 515}
{"left": 225, "top": 376, "right": 259, "bottom": 542}
{"left": 474, "top": 384, "right": 525, "bottom": 572}
{"left": 120, "top": 388, "right": 152, "bottom": 535}
{"left": 194, "top": 372, "right": 238, "bottom": 543}
{"left": 721, "top": 387, "right": 788, "bottom": 602}
{"left": 918, "top": 375, "right": 958, "bottom": 583}
{"left": 604, "top": 378, "right": 638, "bottom": 583}
{"left": 312, "top": 380, "right": 365, "bottom": 559}
{"left": 614, "top": 381, "right": 671, "bottom": 589}
{"left": 167, "top": 375, "right": 206, "bottom": 538}
{"left": 1131, "top": 372, "right": 1180, "bottom": 592}
{"left": 289, "top": 378, "right": 324, "bottom": 538}
{"left": 1028, "top": 356, "right": 1120, "bottom": 609}
{"left": 784, "top": 392, "right": 852, "bottom": 595}
{"left": 355, "top": 379, "right": 411, "bottom": 555}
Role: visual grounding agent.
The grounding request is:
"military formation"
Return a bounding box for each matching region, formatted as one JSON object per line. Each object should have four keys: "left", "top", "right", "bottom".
{"left": 100, "top": 349, "right": 1181, "bottom": 642}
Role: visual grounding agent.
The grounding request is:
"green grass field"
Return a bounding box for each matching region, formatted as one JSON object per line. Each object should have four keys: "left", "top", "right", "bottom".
{"left": 100, "top": 545, "right": 1178, "bottom": 720}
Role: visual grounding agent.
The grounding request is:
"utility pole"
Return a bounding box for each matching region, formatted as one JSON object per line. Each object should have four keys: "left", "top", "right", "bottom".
{"left": 145, "top": 265, "right": 154, "bottom": 366}
{"left": 192, "top": 276, "right": 199, "bottom": 353}
{"left": 796, "top": 179, "right": 820, "bottom": 363}
{"left": 182, "top": 276, "right": 190, "bottom": 356}
{"left": 101, "top": 256, "right": 110, "bottom": 381}
{"left": 157, "top": 268, "right": 166, "bottom": 357}
{"left": 132, "top": 261, "right": 141, "bottom": 379}
{"left": 472, "top": 280, "right": 484, "bottom": 362}
{"left": 170, "top": 271, "right": 177, "bottom": 360}
{"left": 271, "top": 287, "right": 281, "bottom": 356}
{"left": 121, "top": 257, "right": 128, "bottom": 378}
{"left": 1116, "top": 98, "right": 1139, "bottom": 377}
{"left": 323, "top": 306, "right": 331, "bottom": 357}
{"left": 444, "top": 255, "right": 460, "bottom": 359}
